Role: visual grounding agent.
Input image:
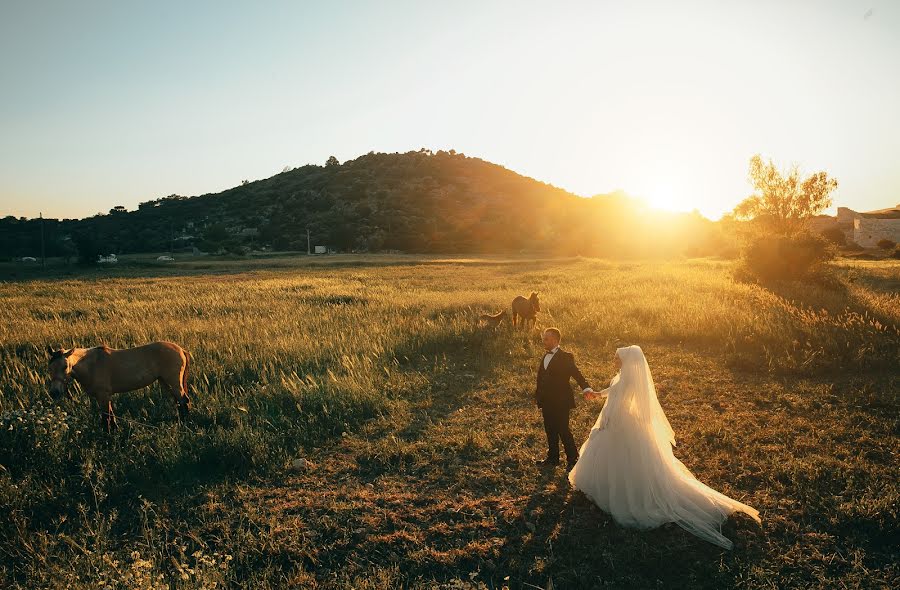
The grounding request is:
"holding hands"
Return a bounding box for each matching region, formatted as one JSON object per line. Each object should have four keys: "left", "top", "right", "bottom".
{"left": 585, "top": 352, "right": 621, "bottom": 401}
{"left": 584, "top": 388, "right": 609, "bottom": 401}
{"left": 584, "top": 389, "right": 597, "bottom": 401}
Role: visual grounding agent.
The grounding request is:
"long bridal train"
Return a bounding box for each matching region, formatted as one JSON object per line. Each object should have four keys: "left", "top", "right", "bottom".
{"left": 569, "top": 346, "right": 760, "bottom": 550}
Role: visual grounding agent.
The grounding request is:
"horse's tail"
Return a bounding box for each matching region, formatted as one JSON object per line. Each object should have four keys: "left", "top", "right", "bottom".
{"left": 182, "top": 349, "right": 191, "bottom": 397}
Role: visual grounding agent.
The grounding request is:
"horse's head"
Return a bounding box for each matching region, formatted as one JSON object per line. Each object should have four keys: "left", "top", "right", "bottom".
{"left": 47, "top": 346, "right": 75, "bottom": 399}
{"left": 529, "top": 292, "right": 541, "bottom": 312}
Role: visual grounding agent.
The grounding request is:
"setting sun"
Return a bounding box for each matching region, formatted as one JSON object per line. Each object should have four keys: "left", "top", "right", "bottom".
{"left": 644, "top": 183, "right": 692, "bottom": 214}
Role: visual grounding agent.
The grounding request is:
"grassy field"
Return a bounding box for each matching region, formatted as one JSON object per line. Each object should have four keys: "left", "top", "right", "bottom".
{"left": 0, "top": 255, "right": 897, "bottom": 589}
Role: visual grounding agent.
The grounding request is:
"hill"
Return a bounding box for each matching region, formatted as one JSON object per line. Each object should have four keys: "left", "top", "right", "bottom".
{"left": 1, "top": 150, "right": 726, "bottom": 260}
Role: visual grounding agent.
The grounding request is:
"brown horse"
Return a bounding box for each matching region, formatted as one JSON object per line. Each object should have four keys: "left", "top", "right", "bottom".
{"left": 47, "top": 341, "right": 191, "bottom": 432}
{"left": 511, "top": 292, "right": 541, "bottom": 329}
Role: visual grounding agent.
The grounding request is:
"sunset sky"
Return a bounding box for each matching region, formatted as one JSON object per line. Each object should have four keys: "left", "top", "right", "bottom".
{"left": 1, "top": 0, "right": 898, "bottom": 221}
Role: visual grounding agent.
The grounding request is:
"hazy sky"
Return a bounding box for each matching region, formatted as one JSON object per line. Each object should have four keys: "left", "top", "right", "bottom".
{"left": 1, "top": 0, "right": 898, "bottom": 220}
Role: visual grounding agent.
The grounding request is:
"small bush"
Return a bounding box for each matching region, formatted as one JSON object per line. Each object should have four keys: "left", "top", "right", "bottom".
{"left": 893, "top": 246, "right": 900, "bottom": 259}
{"left": 736, "top": 233, "right": 835, "bottom": 284}
{"left": 821, "top": 227, "right": 846, "bottom": 246}
{"left": 876, "top": 238, "right": 896, "bottom": 250}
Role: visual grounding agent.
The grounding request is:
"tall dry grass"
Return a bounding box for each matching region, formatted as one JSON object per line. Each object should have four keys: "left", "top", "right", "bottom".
{"left": 0, "top": 255, "right": 896, "bottom": 588}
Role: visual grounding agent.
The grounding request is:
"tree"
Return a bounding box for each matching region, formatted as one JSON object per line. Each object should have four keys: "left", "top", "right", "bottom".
{"left": 197, "top": 222, "right": 232, "bottom": 253}
{"left": 325, "top": 155, "right": 340, "bottom": 167}
{"left": 733, "top": 155, "right": 838, "bottom": 235}
{"left": 72, "top": 232, "right": 102, "bottom": 265}
{"left": 58, "top": 237, "right": 77, "bottom": 265}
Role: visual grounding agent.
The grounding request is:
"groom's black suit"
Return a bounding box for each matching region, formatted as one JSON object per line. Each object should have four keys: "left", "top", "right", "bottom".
{"left": 535, "top": 348, "right": 590, "bottom": 465}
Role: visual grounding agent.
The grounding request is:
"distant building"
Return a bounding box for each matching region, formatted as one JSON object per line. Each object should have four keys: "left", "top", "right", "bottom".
{"left": 845, "top": 205, "right": 900, "bottom": 247}
{"left": 314, "top": 245, "right": 327, "bottom": 254}
{"left": 811, "top": 205, "right": 900, "bottom": 247}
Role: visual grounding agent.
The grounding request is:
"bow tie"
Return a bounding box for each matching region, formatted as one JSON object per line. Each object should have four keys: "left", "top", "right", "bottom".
{"left": 545, "top": 350, "right": 557, "bottom": 356}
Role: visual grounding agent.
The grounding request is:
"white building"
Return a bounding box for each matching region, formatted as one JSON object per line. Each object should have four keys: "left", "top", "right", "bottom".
{"left": 840, "top": 205, "right": 900, "bottom": 248}
{"left": 812, "top": 206, "right": 900, "bottom": 248}
{"left": 854, "top": 217, "right": 900, "bottom": 248}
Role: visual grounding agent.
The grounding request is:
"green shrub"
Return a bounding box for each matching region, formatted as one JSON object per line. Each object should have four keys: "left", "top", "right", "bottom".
{"left": 736, "top": 233, "right": 835, "bottom": 283}
{"left": 821, "top": 227, "right": 846, "bottom": 246}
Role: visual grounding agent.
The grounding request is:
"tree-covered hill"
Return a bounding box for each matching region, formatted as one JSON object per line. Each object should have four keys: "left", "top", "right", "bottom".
{"left": 1, "top": 149, "right": 727, "bottom": 260}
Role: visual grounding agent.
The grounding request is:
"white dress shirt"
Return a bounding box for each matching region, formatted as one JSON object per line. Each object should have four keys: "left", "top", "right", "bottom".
{"left": 543, "top": 345, "right": 560, "bottom": 369}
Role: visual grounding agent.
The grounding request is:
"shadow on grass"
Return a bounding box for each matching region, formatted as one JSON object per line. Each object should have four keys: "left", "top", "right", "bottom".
{"left": 494, "top": 474, "right": 765, "bottom": 589}
{"left": 352, "top": 321, "right": 521, "bottom": 479}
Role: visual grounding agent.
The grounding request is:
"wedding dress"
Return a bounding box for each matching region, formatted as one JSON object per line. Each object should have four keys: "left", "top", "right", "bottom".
{"left": 568, "top": 345, "right": 760, "bottom": 549}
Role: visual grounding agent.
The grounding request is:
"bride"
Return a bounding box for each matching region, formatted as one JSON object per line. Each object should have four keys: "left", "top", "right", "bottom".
{"left": 568, "top": 345, "right": 760, "bottom": 549}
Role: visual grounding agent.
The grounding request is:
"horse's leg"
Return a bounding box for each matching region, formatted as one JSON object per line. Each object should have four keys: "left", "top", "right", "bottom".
{"left": 177, "top": 384, "right": 190, "bottom": 422}
{"left": 108, "top": 400, "right": 118, "bottom": 431}
{"left": 96, "top": 394, "right": 116, "bottom": 433}
{"left": 161, "top": 376, "right": 190, "bottom": 422}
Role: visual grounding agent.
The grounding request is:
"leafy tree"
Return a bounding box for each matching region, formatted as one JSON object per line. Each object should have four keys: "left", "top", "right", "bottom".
{"left": 58, "top": 237, "right": 77, "bottom": 265}
{"left": 203, "top": 223, "right": 230, "bottom": 243}
{"left": 733, "top": 155, "right": 838, "bottom": 235}
{"left": 325, "top": 155, "right": 340, "bottom": 167}
{"left": 72, "top": 232, "right": 102, "bottom": 265}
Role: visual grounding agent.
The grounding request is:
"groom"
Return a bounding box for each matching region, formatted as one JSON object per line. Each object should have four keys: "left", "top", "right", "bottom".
{"left": 535, "top": 327, "right": 595, "bottom": 472}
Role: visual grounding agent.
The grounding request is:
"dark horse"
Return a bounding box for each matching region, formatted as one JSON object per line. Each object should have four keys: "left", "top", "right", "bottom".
{"left": 47, "top": 341, "right": 191, "bottom": 432}
{"left": 511, "top": 292, "right": 541, "bottom": 329}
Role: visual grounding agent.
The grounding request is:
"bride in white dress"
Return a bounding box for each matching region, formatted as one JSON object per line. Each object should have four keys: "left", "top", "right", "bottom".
{"left": 568, "top": 345, "right": 760, "bottom": 549}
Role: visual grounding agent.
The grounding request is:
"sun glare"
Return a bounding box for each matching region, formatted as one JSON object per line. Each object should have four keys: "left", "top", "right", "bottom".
{"left": 645, "top": 184, "right": 691, "bottom": 214}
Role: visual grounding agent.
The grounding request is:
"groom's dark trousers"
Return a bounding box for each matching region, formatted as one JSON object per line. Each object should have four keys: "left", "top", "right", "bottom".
{"left": 535, "top": 348, "right": 590, "bottom": 465}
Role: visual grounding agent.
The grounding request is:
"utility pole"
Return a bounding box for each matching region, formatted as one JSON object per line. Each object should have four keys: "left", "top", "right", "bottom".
{"left": 306, "top": 228, "right": 311, "bottom": 255}
{"left": 40, "top": 212, "right": 45, "bottom": 268}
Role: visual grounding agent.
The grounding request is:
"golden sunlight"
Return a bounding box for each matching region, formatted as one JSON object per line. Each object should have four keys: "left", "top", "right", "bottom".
{"left": 644, "top": 183, "right": 693, "bottom": 214}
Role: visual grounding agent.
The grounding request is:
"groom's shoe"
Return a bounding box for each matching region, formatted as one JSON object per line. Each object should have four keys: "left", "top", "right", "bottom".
{"left": 535, "top": 458, "right": 559, "bottom": 468}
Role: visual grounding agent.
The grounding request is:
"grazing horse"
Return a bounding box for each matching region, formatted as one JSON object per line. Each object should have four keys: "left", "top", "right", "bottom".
{"left": 511, "top": 292, "right": 541, "bottom": 329}
{"left": 47, "top": 341, "right": 191, "bottom": 432}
